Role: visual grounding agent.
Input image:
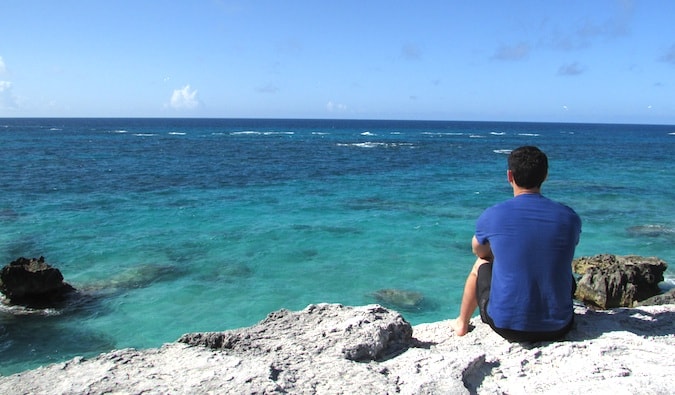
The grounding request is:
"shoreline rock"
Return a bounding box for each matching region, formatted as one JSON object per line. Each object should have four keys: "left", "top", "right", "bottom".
{"left": 178, "top": 303, "right": 413, "bottom": 362}
{"left": 0, "top": 257, "right": 76, "bottom": 308}
{"left": 1, "top": 302, "right": 673, "bottom": 394}
{"left": 573, "top": 254, "right": 668, "bottom": 308}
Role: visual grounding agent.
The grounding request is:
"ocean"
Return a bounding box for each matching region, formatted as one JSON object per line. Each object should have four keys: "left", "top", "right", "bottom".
{"left": 1, "top": 118, "right": 674, "bottom": 375}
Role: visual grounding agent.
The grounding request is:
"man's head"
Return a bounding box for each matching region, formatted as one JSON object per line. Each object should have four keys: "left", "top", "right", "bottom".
{"left": 507, "top": 146, "right": 548, "bottom": 189}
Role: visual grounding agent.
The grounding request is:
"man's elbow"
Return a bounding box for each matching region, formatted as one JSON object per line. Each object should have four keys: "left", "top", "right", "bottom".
{"left": 474, "top": 249, "right": 493, "bottom": 261}
{"left": 472, "top": 237, "right": 493, "bottom": 260}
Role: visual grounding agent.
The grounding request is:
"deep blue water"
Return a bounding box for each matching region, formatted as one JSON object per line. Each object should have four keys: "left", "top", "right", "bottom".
{"left": 1, "top": 118, "right": 674, "bottom": 375}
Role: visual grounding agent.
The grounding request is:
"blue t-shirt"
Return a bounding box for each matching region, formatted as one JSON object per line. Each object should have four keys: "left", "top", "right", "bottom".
{"left": 475, "top": 193, "right": 581, "bottom": 332}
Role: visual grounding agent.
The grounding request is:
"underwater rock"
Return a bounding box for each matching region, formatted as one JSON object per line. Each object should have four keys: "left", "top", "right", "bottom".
{"left": 572, "top": 254, "right": 667, "bottom": 308}
{"left": 0, "top": 257, "right": 76, "bottom": 308}
{"left": 626, "top": 224, "right": 674, "bottom": 238}
{"left": 83, "top": 263, "right": 185, "bottom": 292}
{"left": 372, "top": 288, "right": 424, "bottom": 310}
{"left": 0, "top": 209, "right": 19, "bottom": 221}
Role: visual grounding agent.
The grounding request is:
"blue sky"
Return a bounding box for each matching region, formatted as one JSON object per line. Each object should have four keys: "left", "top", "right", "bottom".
{"left": 1, "top": 1, "right": 674, "bottom": 124}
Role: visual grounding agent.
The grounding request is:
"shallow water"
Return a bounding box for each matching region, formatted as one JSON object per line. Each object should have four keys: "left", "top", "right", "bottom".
{"left": 1, "top": 118, "right": 673, "bottom": 374}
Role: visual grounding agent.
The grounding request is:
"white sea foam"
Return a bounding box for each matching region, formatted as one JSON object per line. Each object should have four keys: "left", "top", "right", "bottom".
{"left": 338, "top": 142, "right": 386, "bottom": 148}
{"left": 663, "top": 277, "right": 675, "bottom": 289}
{"left": 169, "top": 132, "right": 186, "bottom": 136}
{"left": 669, "top": 132, "right": 675, "bottom": 135}
{"left": 337, "top": 142, "right": 414, "bottom": 149}
{"left": 112, "top": 130, "right": 128, "bottom": 134}
{"left": 263, "top": 132, "right": 294, "bottom": 136}
{"left": 230, "top": 131, "right": 261, "bottom": 135}
{"left": 358, "top": 142, "right": 385, "bottom": 148}
{"left": 0, "top": 300, "right": 61, "bottom": 316}
{"left": 518, "top": 133, "right": 540, "bottom": 136}
{"left": 312, "top": 132, "right": 330, "bottom": 135}
{"left": 133, "top": 133, "right": 157, "bottom": 137}
{"left": 49, "top": 128, "right": 62, "bottom": 131}
{"left": 421, "top": 132, "right": 463, "bottom": 136}
{"left": 493, "top": 149, "right": 512, "bottom": 154}
{"left": 490, "top": 131, "right": 505, "bottom": 135}
{"left": 469, "top": 134, "right": 485, "bottom": 138}
{"left": 361, "top": 131, "right": 376, "bottom": 136}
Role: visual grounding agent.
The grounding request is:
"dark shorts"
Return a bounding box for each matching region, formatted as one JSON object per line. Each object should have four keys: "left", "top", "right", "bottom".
{"left": 476, "top": 262, "right": 574, "bottom": 343}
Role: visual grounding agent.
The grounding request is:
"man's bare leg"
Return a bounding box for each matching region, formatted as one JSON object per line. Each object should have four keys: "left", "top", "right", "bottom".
{"left": 452, "top": 257, "right": 490, "bottom": 336}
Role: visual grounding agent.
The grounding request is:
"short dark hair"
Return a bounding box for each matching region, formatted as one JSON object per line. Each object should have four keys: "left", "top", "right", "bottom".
{"left": 508, "top": 146, "right": 548, "bottom": 189}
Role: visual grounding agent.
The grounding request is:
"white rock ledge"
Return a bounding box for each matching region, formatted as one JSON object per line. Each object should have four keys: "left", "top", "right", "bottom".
{"left": 1, "top": 303, "right": 673, "bottom": 394}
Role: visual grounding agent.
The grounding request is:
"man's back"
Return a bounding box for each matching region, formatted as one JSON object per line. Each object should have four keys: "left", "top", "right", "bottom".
{"left": 475, "top": 193, "right": 581, "bottom": 332}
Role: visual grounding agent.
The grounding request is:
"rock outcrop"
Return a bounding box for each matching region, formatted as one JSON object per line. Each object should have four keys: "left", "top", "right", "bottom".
{"left": 573, "top": 254, "right": 667, "bottom": 308}
{"left": 636, "top": 288, "right": 675, "bottom": 306}
{"left": 1, "top": 302, "right": 674, "bottom": 394}
{"left": 179, "top": 303, "right": 413, "bottom": 362}
{"left": 0, "top": 257, "right": 75, "bottom": 308}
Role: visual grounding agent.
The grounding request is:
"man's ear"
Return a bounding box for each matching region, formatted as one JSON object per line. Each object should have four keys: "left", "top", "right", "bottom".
{"left": 507, "top": 169, "right": 514, "bottom": 183}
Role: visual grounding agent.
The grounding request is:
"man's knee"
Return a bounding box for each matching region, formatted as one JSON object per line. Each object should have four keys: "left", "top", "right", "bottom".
{"left": 470, "top": 257, "right": 491, "bottom": 276}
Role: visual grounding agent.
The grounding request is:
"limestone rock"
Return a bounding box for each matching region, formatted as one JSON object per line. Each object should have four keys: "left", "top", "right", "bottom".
{"left": 636, "top": 288, "right": 675, "bottom": 306}
{"left": 179, "top": 303, "right": 413, "bottom": 361}
{"left": 573, "top": 254, "right": 667, "bottom": 308}
{"left": 1, "top": 303, "right": 674, "bottom": 394}
{"left": 0, "top": 257, "right": 75, "bottom": 307}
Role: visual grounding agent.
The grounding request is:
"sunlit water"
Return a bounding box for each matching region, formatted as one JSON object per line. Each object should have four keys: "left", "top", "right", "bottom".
{"left": 1, "top": 118, "right": 673, "bottom": 375}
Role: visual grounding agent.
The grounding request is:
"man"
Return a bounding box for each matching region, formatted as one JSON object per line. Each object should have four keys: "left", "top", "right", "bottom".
{"left": 452, "top": 146, "right": 581, "bottom": 342}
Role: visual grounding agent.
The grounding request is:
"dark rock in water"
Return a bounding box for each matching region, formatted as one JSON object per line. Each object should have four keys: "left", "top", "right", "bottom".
{"left": 372, "top": 289, "right": 424, "bottom": 310}
{"left": 0, "top": 257, "right": 76, "bottom": 308}
{"left": 179, "top": 303, "right": 413, "bottom": 362}
{"left": 635, "top": 288, "right": 675, "bottom": 306}
{"left": 572, "top": 254, "right": 667, "bottom": 309}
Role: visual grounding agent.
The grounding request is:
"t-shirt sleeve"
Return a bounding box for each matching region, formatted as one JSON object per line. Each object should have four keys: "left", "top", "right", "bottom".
{"left": 474, "top": 209, "right": 491, "bottom": 245}
{"left": 573, "top": 210, "right": 582, "bottom": 245}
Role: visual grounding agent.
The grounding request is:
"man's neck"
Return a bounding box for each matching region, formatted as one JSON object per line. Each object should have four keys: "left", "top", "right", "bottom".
{"left": 513, "top": 186, "right": 541, "bottom": 197}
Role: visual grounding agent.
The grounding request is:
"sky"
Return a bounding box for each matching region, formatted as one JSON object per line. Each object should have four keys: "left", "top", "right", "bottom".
{"left": 1, "top": 0, "right": 674, "bottom": 124}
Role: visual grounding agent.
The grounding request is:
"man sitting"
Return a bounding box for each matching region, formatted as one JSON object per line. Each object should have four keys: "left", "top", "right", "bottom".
{"left": 452, "top": 146, "right": 581, "bottom": 342}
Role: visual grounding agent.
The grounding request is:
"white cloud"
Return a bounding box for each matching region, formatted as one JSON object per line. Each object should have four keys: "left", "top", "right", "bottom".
{"left": 401, "top": 43, "right": 422, "bottom": 60}
{"left": 558, "top": 62, "right": 585, "bottom": 76}
{"left": 492, "top": 43, "right": 530, "bottom": 61}
{"left": 0, "top": 57, "right": 17, "bottom": 110}
{"left": 326, "top": 101, "right": 347, "bottom": 112}
{"left": 169, "top": 84, "right": 200, "bottom": 109}
{"left": 257, "top": 83, "right": 279, "bottom": 93}
{"left": 547, "top": 2, "right": 634, "bottom": 51}
{"left": 0, "top": 80, "right": 17, "bottom": 109}
{"left": 659, "top": 44, "right": 675, "bottom": 65}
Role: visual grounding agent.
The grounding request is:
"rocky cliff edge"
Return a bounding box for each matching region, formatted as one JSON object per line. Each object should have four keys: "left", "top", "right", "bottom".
{"left": 0, "top": 303, "right": 673, "bottom": 394}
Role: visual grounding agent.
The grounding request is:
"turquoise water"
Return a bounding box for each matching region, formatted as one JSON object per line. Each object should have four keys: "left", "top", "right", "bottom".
{"left": 1, "top": 118, "right": 674, "bottom": 375}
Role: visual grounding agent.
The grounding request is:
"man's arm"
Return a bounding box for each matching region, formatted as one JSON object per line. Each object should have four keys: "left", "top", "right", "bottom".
{"left": 472, "top": 235, "right": 493, "bottom": 262}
